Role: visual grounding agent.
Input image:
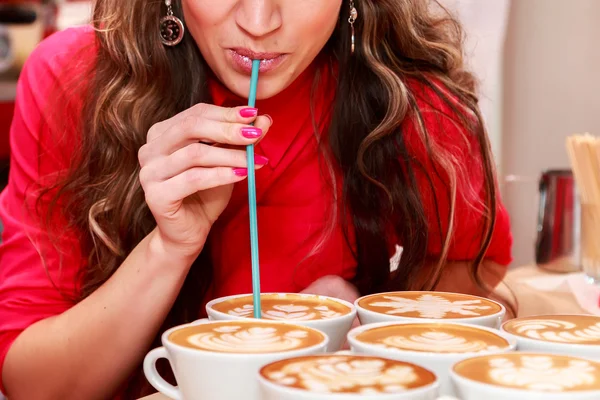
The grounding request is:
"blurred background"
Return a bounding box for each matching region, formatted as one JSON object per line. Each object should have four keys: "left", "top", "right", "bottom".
{"left": 0, "top": 0, "right": 91, "bottom": 185}
{"left": 0, "top": 0, "right": 598, "bottom": 269}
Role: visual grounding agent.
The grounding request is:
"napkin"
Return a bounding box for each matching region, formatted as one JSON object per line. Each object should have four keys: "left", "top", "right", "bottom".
{"left": 522, "top": 273, "right": 575, "bottom": 292}
{"left": 523, "top": 272, "right": 600, "bottom": 315}
{"left": 567, "top": 274, "right": 600, "bottom": 315}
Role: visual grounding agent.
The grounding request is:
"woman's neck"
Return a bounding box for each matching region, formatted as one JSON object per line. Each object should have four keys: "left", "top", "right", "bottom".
{"left": 208, "top": 54, "right": 330, "bottom": 111}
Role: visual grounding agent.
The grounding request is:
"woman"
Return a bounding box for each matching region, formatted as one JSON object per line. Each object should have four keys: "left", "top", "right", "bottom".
{"left": 0, "top": 0, "right": 512, "bottom": 398}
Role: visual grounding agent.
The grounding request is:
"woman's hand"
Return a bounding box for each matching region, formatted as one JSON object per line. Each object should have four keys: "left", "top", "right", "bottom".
{"left": 300, "top": 275, "right": 360, "bottom": 304}
{"left": 301, "top": 276, "right": 361, "bottom": 349}
{"left": 138, "top": 104, "right": 272, "bottom": 258}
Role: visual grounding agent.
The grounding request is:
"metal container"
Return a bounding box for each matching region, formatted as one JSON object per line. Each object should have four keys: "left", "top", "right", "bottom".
{"left": 535, "top": 169, "right": 582, "bottom": 272}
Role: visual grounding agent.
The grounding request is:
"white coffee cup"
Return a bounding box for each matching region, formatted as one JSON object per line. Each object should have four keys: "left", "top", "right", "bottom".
{"left": 347, "top": 321, "right": 516, "bottom": 396}
{"left": 501, "top": 314, "right": 600, "bottom": 360}
{"left": 355, "top": 291, "right": 506, "bottom": 329}
{"left": 258, "top": 354, "right": 440, "bottom": 400}
{"left": 206, "top": 292, "right": 357, "bottom": 352}
{"left": 143, "top": 319, "right": 328, "bottom": 400}
{"left": 451, "top": 352, "right": 600, "bottom": 400}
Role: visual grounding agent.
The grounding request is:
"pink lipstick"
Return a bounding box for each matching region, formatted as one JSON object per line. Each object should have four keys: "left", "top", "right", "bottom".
{"left": 227, "top": 48, "right": 287, "bottom": 74}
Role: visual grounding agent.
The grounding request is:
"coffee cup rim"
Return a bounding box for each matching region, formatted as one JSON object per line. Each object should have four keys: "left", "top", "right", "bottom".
{"left": 161, "top": 319, "right": 329, "bottom": 357}
{"left": 450, "top": 351, "right": 600, "bottom": 397}
{"left": 354, "top": 291, "right": 506, "bottom": 322}
{"left": 257, "top": 354, "right": 441, "bottom": 398}
{"left": 501, "top": 314, "right": 600, "bottom": 348}
{"left": 206, "top": 292, "right": 357, "bottom": 324}
{"left": 347, "top": 320, "right": 516, "bottom": 358}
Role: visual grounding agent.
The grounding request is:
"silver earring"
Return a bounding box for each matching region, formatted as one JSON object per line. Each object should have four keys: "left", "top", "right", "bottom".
{"left": 160, "top": 0, "right": 185, "bottom": 47}
{"left": 349, "top": 0, "right": 358, "bottom": 54}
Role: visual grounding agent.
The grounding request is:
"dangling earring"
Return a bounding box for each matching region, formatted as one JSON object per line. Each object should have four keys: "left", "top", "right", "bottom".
{"left": 160, "top": 0, "right": 185, "bottom": 47}
{"left": 348, "top": 0, "right": 358, "bottom": 54}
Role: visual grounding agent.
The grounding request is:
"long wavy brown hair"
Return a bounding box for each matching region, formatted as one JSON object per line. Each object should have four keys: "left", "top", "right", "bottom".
{"left": 37, "top": 0, "right": 507, "bottom": 397}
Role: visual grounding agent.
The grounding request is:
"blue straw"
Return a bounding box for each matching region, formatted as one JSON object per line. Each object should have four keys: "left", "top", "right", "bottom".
{"left": 247, "top": 60, "right": 262, "bottom": 319}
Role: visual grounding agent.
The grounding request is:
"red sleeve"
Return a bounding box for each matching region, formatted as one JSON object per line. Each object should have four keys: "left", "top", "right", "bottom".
{"left": 0, "top": 27, "right": 94, "bottom": 394}
{"left": 401, "top": 81, "right": 513, "bottom": 266}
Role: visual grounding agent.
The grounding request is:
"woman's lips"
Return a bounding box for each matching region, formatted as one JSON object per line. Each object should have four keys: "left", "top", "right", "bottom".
{"left": 227, "top": 49, "right": 287, "bottom": 74}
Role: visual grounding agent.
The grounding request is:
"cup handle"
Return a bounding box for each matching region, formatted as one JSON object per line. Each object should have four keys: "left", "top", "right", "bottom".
{"left": 143, "top": 347, "right": 182, "bottom": 400}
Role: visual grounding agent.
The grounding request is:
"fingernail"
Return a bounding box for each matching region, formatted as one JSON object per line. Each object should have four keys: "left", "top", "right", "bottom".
{"left": 240, "top": 108, "right": 258, "bottom": 118}
{"left": 264, "top": 114, "right": 274, "bottom": 126}
{"left": 241, "top": 127, "right": 262, "bottom": 139}
{"left": 255, "top": 155, "right": 269, "bottom": 166}
{"left": 233, "top": 168, "right": 248, "bottom": 177}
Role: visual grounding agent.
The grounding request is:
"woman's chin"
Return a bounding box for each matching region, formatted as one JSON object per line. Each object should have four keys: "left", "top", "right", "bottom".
{"left": 221, "top": 74, "right": 289, "bottom": 101}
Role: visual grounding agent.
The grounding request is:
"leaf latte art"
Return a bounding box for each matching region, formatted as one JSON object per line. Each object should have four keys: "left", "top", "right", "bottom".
{"left": 359, "top": 292, "right": 502, "bottom": 319}
{"left": 381, "top": 332, "right": 500, "bottom": 353}
{"left": 505, "top": 317, "right": 600, "bottom": 344}
{"left": 356, "top": 323, "right": 509, "bottom": 354}
{"left": 227, "top": 304, "right": 342, "bottom": 321}
{"left": 188, "top": 326, "right": 309, "bottom": 353}
{"left": 262, "top": 355, "right": 436, "bottom": 394}
{"left": 454, "top": 353, "right": 600, "bottom": 392}
{"left": 210, "top": 294, "right": 351, "bottom": 321}
{"left": 169, "top": 321, "right": 325, "bottom": 354}
{"left": 489, "top": 356, "right": 596, "bottom": 391}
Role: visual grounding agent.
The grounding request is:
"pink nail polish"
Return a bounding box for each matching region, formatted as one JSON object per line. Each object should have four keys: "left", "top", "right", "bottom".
{"left": 255, "top": 155, "right": 269, "bottom": 166}
{"left": 233, "top": 168, "right": 248, "bottom": 177}
{"left": 240, "top": 108, "right": 258, "bottom": 118}
{"left": 241, "top": 127, "right": 262, "bottom": 139}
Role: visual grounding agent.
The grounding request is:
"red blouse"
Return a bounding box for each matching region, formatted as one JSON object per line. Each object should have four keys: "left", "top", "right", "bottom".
{"left": 0, "top": 26, "right": 512, "bottom": 393}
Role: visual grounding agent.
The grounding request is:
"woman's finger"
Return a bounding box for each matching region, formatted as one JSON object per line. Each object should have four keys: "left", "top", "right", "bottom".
{"left": 140, "top": 115, "right": 272, "bottom": 164}
{"left": 147, "top": 167, "right": 248, "bottom": 207}
{"left": 142, "top": 143, "right": 268, "bottom": 182}
{"left": 146, "top": 104, "right": 260, "bottom": 143}
{"left": 202, "top": 114, "right": 272, "bottom": 146}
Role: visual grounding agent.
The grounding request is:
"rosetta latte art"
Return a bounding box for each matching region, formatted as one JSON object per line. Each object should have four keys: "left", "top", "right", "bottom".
{"left": 187, "top": 325, "right": 309, "bottom": 353}
{"left": 265, "top": 356, "right": 419, "bottom": 394}
{"left": 228, "top": 304, "right": 342, "bottom": 321}
{"left": 381, "top": 332, "right": 500, "bottom": 353}
{"left": 367, "top": 294, "right": 492, "bottom": 319}
{"left": 488, "top": 356, "right": 597, "bottom": 392}
{"left": 509, "top": 320, "right": 600, "bottom": 343}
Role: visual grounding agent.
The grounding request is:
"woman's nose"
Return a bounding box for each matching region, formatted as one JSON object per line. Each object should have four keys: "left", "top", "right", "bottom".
{"left": 235, "top": 0, "right": 282, "bottom": 38}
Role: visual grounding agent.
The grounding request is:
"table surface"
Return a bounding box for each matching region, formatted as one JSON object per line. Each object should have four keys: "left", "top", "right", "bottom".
{"left": 498, "top": 265, "right": 587, "bottom": 316}
{"left": 138, "top": 265, "right": 587, "bottom": 400}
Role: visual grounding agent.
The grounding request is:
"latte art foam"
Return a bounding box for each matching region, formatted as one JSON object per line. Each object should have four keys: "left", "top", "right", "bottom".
{"left": 261, "top": 355, "right": 436, "bottom": 394}
{"left": 169, "top": 321, "right": 325, "bottom": 354}
{"left": 454, "top": 353, "right": 600, "bottom": 392}
{"left": 359, "top": 292, "right": 502, "bottom": 319}
{"left": 503, "top": 315, "right": 600, "bottom": 344}
{"left": 211, "top": 293, "right": 351, "bottom": 321}
{"left": 356, "top": 323, "right": 509, "bottom": 354}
